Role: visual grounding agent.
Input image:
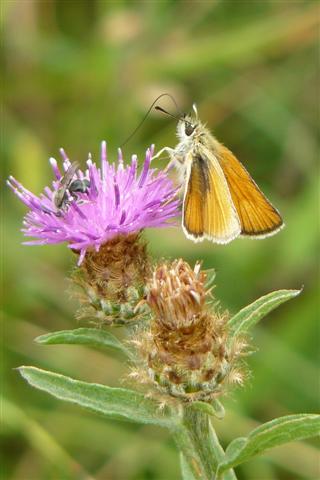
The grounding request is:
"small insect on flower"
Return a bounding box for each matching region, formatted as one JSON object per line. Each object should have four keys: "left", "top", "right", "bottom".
{"left": 154, "top": 104, "right": 284, "bottom": 244}
{"left": 53, "top": 162, "right": 90, "bottom": 213}
{"left": 7, "top": 142, "right": 180, "bottom": 264}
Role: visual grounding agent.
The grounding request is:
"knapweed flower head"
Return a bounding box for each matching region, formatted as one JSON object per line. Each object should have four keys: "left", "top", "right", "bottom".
{"left": 133, "top": 259, "right": 247, "bottom": 402}
{"left": 8, "top": 142, "right": 180, "bottom": 326}
{"left": 7, "top": 142, "right": 179, "bottom": 264}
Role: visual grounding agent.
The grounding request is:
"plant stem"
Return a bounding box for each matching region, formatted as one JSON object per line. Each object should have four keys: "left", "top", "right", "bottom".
{"left": 173, "top": 407, "right": 237, "bottom": 480}
{"left": 184, "top": 407, "right": 219, "bottom": 478}
{"left": 173, "top": 423, "right": 206, "bottom": 479}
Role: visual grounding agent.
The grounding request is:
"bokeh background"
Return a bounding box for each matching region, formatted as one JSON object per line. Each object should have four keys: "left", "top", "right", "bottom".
{"left": 2, "top": 1, "right": 319, "bottom": 479}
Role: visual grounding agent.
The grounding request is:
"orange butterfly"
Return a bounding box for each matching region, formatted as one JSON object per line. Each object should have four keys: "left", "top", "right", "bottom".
{"left": 154, "top": 104, "right": 284, "bottom": 243}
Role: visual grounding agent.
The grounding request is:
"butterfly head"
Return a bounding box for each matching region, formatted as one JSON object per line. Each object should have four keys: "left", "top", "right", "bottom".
{"left": 155, "top": 102, "right": 202, "bottom": 141}
{"left": 177, "top": 114, "right": 197, "bottom": 138}
{"left": 177, "top": 104, "right": 201, "bottom": 141}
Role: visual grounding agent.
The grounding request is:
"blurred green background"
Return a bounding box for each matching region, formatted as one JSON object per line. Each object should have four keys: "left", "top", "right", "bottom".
{"left": 2, "top": 1, "right": 319, "bottom": 479}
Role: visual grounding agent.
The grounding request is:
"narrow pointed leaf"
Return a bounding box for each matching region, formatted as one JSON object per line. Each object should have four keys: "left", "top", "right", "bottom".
{"left": 191, "top": 401, "right": 218, "bottom": 418}
{"left": 227, "top": 289, "right": 301, "bottom": 343}
{"left": 19, "top": 366, "right": 174, "bottom": 428}
{"left": 211, "top": 399, "right": 225, "bottom": 419}
{"left": 217, "top": 414, "right": 320, "bottom": 475}
{"left": 191, "top": 399, "right": 225, "bottom": 419}
{"left": 35, "top": 328, "right": 133, "bottom": 360}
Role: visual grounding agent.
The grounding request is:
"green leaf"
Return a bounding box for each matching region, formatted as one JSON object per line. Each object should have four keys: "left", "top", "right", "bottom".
{"left": 191, "top": 399, "right": 225, "bottom": 419}
{"left": 18, "top": 366, "right": 174, "bottom": 428}
{"left": 217, "top": 414, "right": 320, "bottom": 475}
{"left": 211, "top": 399, "right": 226, "bottom": 420}
{"left": 35, "top": 328, "right": 133, "bottom": 360}
{"left": 227, "top": 289, "right": 301, "bottom": 343}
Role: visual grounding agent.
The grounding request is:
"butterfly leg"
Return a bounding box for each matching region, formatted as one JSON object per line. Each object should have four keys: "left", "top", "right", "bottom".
{"left": 151, "top": 147, "right": 175, "bottom": 162}
{"left": 152, "top": 147, "right": 182, "bottom": 173}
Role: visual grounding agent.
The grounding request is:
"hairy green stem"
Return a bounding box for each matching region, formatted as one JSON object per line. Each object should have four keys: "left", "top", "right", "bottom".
{"left": 173, "top": 424, "right": 206, "bottom": 479}
{"left": 173, "top": 407, "right": 237, "bottom": 480}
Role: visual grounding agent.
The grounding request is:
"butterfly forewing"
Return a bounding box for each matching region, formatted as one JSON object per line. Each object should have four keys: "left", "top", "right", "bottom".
{"left": 183, "top": 149, "right": 241, "bottom": 243}
{"left": 218, "top": 146, "right": 283, "bottom": 237}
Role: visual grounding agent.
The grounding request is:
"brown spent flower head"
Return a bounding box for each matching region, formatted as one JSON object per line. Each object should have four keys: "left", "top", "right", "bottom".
{"left": 148, "top": 259, "right": 207, "bottom": 329}
{"left": 72, "top": 233, "right": 151, "bottom": 325}
{"left": 134, "top": 259, "right": 247, "bottom": 402}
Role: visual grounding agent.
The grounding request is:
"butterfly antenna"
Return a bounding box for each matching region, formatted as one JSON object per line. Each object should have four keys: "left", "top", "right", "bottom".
{"left": 154, "top": 106, "right": 181, "bottom": 121}
{"left": 155, "top": 105, "right": 193, "bottom": 128}
{"left": 120, "top": 93, "right": 181, "bottom": 147}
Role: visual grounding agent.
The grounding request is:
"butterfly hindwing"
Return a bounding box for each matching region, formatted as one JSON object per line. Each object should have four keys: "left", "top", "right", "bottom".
{"left": 218, "top": 146, "right": 283, "bottom": 237}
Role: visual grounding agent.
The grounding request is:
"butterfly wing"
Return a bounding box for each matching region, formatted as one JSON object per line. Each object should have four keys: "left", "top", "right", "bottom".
{"left": 218, "top": 146, "right": 283, "bottom": 237}
{"left": 183, "top": 149, "right": 241, "bottom": 243}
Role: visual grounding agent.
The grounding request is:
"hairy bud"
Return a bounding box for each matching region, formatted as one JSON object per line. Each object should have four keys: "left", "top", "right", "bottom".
{"left": 135, "top": 259, "right": 247, "bottom": 402}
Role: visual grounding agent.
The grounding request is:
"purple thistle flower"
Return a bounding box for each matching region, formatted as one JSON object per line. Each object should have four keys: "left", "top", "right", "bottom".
{"left": 8, "top": 142, "right": 180, "bottom": 264}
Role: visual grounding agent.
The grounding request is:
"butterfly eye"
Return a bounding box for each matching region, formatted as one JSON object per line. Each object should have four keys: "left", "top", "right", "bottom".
{"left": 185, "top": 123, "right": 195, "bottom": 136}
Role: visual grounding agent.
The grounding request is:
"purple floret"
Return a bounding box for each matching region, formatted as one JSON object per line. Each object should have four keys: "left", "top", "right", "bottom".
{"left": 8, "top": 142, "right": 180, "bottom": 264}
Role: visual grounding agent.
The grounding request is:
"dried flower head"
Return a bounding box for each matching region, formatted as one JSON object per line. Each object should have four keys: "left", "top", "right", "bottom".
{"left": 7, "top": 142, "right": 180, "bottom": 264}
{"left": 148, "top": 259, "right": 208, "bottom": 329}
{"left": 135, "top": 259, "right": 247, "bottom": 402}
